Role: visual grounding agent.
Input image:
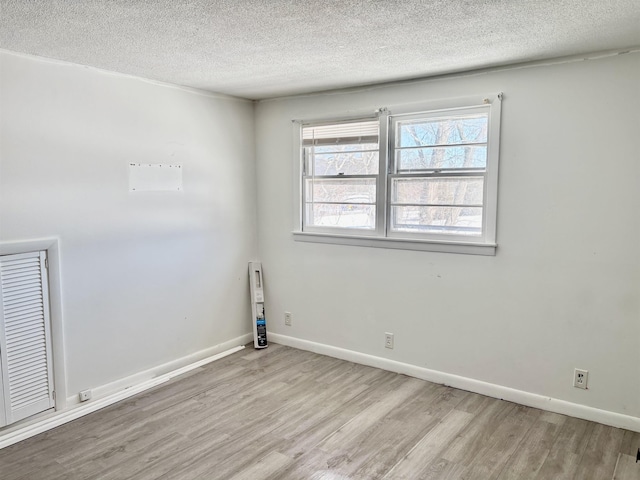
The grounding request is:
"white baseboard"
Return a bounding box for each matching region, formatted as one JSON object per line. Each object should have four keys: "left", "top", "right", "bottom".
{"left": 0, "top": 334, "right": 251, "bottom": 450}
{"left": 66, "top": 333, "right": 253, "bottom": 406}
{"left": 269, "top": 333, "right": 640, "bottom": 433}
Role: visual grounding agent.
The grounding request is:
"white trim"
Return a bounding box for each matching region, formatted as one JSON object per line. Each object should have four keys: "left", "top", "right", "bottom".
{"left": 292, "top": 231, "right": 496, "bottom": 255}
{"left": 387, "top": 97, "right": 501, "bottom": 246}
{"left": 293, "top": 122, "right": 303, "bottom": 233}
{"left": 268, "top": 333, "right": 640, "bottom": 433}
{"left": 65, "top": 333, "right": 253, "bottom": 406}
{"left": 0, "top": 340, "right": 249, "bottom": 449}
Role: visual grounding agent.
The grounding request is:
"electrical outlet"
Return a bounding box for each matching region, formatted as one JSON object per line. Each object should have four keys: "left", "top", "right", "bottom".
{"left": 573, "top": 369, "right": 588, "bottom": 389}
{"left": 385, "top": 332, "right": 394, "bottom": 349}
{"left": 284, "top": 311, "right": 292, "bottom": 326}
{"left": 79, "top": 390, "right": 92, "bottom": 402}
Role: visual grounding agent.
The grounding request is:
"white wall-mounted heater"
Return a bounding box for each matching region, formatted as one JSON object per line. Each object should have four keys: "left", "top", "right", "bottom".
{"left": 249, "top": 262, "right": 268, "bottom": 349}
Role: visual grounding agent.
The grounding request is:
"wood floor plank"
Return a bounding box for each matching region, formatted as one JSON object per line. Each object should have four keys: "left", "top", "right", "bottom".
{"left": 457, "top": 405, "right": 540, "bottom": 479}
{"left": 57, "top": 398, "right": 207, "bottom": 468}
{"left": 348, "top": 416, "right": 440, "bottom": 479}
{"left": 350, "top": 385, "right": 470, "bottom": 479}
{"left": 534, "top": 416, "right": 596, "bottom": 479}
{"left": 438, "top": 398, "right": 516, "bottom": 466}
{"left": 620, "top": 430, "right": 640, "bottom": 457}
{"left": 274, "top": 371, "right": 412, "bottom": 460}
{"left": 0, "top": 344, "right": 636, "bottom": 480}
{"left": 420, "top": 458, "right": 467, "bottom": 480}
{"left": 318, "top": 376, "right": 426, "bottom": 454}
{"left": 496, "top": 414, "right": 564, "bottom": 479}
{"left": 382, "top": 409, "right": 475, "bottom": 479}
{"left": 13, "top": 459, "right": 70, "bottom": 480}
{"left": 572, "top": 423, "right": 625, "bottom": 480}
{"left": 269, "top": 447, "right": 338, "bottom": 480}
{"left": 129, "top": 432, "right": 233, "bottom": 480}
{"left": 225, "top": 451, "right": 292, "bottom": 480}
{"left": 87, "top": 432, "right": 189, "bottom": 480}
{"left": 613, "top": 454, "right": 640, "bottom": 480}
{"left": 275, "top": 382, "right": 445, "bottom": 479}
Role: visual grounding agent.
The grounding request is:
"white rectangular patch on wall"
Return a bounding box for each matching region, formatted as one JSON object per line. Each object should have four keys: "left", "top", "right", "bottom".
{"left": 129, "top": 163, "right": 183, "bottom": 192}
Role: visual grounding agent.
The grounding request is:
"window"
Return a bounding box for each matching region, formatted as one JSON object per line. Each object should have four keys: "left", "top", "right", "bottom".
{"left": 302, "top": 120, "right": 381, "bottom": 233}
{"left": 296, "top": 94, "right": 502, "bottom": 255}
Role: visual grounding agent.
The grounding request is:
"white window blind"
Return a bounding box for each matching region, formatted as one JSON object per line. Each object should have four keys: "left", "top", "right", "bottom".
{"left": 302, "top": 121, "right": 379, "bottom": 146}
{"left": 0, "top": 251, "right": 55, "bottom": 427}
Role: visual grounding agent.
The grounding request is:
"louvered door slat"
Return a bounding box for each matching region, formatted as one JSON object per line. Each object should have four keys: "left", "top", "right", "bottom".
{"left": 9, "top": 369, "right": 48, "bottom": 392}
{"left": 3, "top": 284, "right": 43, "bottom": 300}
{"left": 1, "top": 273, "right": 42, "bottom": 285}
{"left": 12, "top": 388, "right": 49, "bottom": 408}
{"left": 0, "top": 251, "right": 55, "bottom": 426}
{"left": 1, "top": 258, "right": 41, "bottom": 270}
{"left": 11, "top": 381, "right": 49, "bottom": 400}
{"left": 6, "top": 344, "right": 46, "bottom": 364}
{"left": 1, "top": 267, "right": 42, "bottom": 278}
{"left": 7, "top": 354, "right": 47, "bottom": 377}
{"left": 5, "top": 312, "right": 45, "bottom": 332}
{"left": 4, "top": 299, "right": 44, "bottom": 314}
{"left": 0, "top": 258, "right": 40, "bottom": 269}
{"left": 1, "top": 280, "right": 42, "bottom": 294}
{"left": 4, "top": 292, "right": 43, "bottom": 307}
{"left": 8, "top": 366, "right": 48, "bottom": 388}
{"left": 1, "top": 263, "right": 40, "bottom": 275}
{"left": 6, "top": 322, "right": 44, "bottom": 339}
{"left": 11, "top": 379, "right": 49, "bottom": 399}
{"left": 1, "top": 287, "right": 43, "bottom": 301}
{"left": 7, "top": 328, "right": 45, "bottom": 345}
{"left": 7, "top": 335, "right": 46, "bottom": 354}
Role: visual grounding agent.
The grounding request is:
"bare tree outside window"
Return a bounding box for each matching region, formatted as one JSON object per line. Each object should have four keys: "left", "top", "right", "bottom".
{"left": 391, "top": 114, "right": 488, "bottom": 236}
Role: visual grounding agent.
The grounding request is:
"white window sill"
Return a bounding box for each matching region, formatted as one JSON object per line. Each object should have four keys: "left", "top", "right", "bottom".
{"left": 292, "top": 231, "right": 497, "bottom": 256}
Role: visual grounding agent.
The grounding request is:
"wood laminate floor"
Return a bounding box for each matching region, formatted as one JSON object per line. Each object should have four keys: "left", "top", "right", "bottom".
{"left": 0, "top": 344, "right": 638, "bottom": 480}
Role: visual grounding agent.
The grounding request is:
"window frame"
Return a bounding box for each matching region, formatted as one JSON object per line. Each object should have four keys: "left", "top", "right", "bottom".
{"left": 292, "top": 93, "right": 502, "bottom": 256}
{"left": 300, "top": 117, "right": 385, "bottom": 237}
{"left": 387, "top": 104, "right": 496, "bottom": 245}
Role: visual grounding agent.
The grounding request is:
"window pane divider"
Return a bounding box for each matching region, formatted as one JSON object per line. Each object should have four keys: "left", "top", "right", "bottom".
{"left": 396, "top": 141, "right": 487, "bottom": 150}
{"left": 306, "top": 201, "right": 376, "bottom": 206}
{"left": 306, "top": 148, "right": 379, "bottom": 155}
{"left": 391, "top": 203, "right": 484, "bottom": 208}
{"left": 390, "top": 171, "right": 486, "bottom": 178}
{"left": 304, "top": 175, "right": 378, "bottom": 181}
{"left": 304, "top": 174, "right": 378, "bottom": 180}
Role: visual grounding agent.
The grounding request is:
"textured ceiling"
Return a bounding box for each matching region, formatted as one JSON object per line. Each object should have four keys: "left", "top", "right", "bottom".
{"left": 1, "top": 1, "right": 639, "bottom": 99}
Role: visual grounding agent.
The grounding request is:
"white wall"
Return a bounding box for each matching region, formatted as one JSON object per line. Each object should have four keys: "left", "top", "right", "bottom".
{"left": 0, "top": 52, "right": 257, "bottom": 398}
{"left": 1, "top": 49, "right": 637, "bottom": 426}
{"left": 255, "top": 53, "right": 640, "bottom": 420}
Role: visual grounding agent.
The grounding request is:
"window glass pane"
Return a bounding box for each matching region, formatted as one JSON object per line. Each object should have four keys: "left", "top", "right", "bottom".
{"left": 391, "top": 206, "right": 483, "bottom": 236}
{"left": 397, "top": 145, "right": 486, "bottom": 171}
{"left": 307, "top": 145, "right": 379, "bottom": 176}
{"left": 306, "top": 204, "right": 376, "bottom": 229}
{"left": 392, "top": 177, "right": 484, "bottom": 206}
{"left": 397, "top": 114, "right": 487, "bottom": 147}
{"left": 305, "top": 178, "right": 376, "bottom": 203}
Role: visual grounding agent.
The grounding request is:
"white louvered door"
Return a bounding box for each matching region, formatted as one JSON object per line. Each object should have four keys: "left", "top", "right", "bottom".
{"left": 0, "top": 251, "right": 55, "bottom": 427}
